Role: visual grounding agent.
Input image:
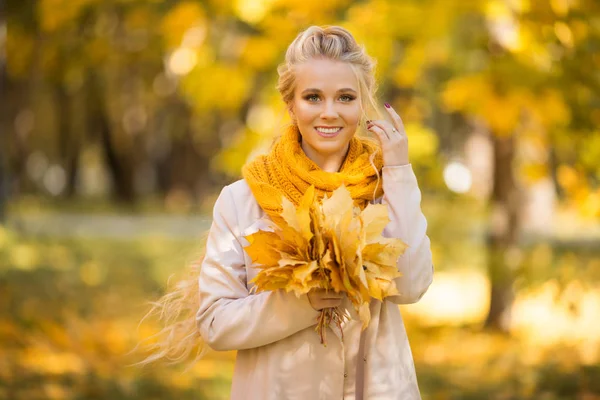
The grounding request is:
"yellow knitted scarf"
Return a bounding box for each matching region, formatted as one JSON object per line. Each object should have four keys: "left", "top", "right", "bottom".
{"left": 242, "top": 124, "right": 384, "bottom": 223}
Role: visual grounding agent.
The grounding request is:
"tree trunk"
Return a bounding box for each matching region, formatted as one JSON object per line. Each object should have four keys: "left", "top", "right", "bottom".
{"left": 86, "top": 72, "right": 136, "bottom": 203}
{"left": 0, "top": 7, "right": 6, "bottom": 223}
{"left": 56, "top": 80, "right": 80, "bottom": 197}
{"left": 0, "top": 154, "right": 6, "bottom": 223}
{"left": 484, "top": 134, "right": 522, "bottom": 332}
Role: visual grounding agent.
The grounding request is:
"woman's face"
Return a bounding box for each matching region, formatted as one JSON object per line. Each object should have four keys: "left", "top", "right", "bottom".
{"left": 289, "top": 58, "right": 362, "bottom": 168}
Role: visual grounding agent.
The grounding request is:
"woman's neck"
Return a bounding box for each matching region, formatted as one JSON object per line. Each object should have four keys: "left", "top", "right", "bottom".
{"left": 301, "top": 141, "right": 350, "bottom": 173}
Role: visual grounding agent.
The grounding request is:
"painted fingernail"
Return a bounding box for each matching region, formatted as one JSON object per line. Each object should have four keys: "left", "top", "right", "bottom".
{"left": 384, "top": 103, "right": 391, "bottom": 108}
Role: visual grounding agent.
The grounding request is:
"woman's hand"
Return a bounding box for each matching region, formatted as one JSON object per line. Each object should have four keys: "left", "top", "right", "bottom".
{"left": 307, "top": 289, "right": 344, "bottom": 311}
{"left": 366, "top": 103, "right": 409, "bottom": 166}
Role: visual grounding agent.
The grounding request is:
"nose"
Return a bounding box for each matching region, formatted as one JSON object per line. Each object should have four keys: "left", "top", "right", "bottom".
{"left": 320, "top": 99, "right": 339, "bottom": 120}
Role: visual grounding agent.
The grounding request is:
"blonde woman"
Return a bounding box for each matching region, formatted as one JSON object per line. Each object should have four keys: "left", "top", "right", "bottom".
{"left": 142, "top": 25, "right": 433, "bottom": 400}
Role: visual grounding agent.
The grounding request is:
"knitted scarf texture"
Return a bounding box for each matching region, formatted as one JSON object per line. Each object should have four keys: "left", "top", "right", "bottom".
{"left": 242, "top": 124, "right": 384, "bottom": 223}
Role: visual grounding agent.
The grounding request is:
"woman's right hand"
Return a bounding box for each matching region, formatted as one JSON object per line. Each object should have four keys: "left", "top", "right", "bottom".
{"left": 307, "top": 289, "right": 344, "bottom": 311}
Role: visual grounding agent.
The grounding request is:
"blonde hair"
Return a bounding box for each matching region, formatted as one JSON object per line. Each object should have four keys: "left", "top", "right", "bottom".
{"left": 277, "top": 25, "right": 383, "bottom": 199}
{"left": 277, "top": 25, "right": 382, "bottom": 130}
{"left": 130, "top": 259, "right": 207, "bottom": 368}
{"left": 133, "top": 25, "right": 383, "bottom": 368}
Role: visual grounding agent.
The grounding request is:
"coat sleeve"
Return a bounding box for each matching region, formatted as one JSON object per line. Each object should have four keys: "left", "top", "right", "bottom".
{"left": 195, "top": 185, "right": 321, "bottom": 351}
{"left": 378, "top": 164, "right": 434, "bottom": 304}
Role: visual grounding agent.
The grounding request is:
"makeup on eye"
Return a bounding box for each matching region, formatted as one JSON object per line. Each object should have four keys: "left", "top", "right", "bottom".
{"left": 302, "top": 92, "right": 357, "bottom": 102}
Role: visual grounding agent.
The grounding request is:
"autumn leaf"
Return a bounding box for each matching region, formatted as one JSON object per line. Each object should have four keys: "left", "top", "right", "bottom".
{"left": 297, "top": 185, "right": 315, "bottom": 243}
{"left": 244, "top": 231, "right": 284, "bottom": 267}
{"left": 360, "top": 203, "right": 391, "bottom": 243}
{"left": 243, "top": 184, "right": 408, "bottom": 345}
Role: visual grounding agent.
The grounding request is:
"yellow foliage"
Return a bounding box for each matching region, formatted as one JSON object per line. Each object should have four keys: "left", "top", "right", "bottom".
{"left": 393, "top": 44, "right": 425, "bottom": 87}
{"left": 443, "top": 77, "right": 569, "bottom": 136}
{"left": 442, "top": 75, "right": 523, "bottom": 135}
{"left": 125, "top": 7, "right": 157, "bottom": 31}
{"left": 556, "top": 164, "right": 581, "bottom": 192}
{"left": 441, "top": 75, "right": 491, "bottom": 113}
{"left": 580, "top": 133, "right": 600, "bottom": 172}
{"left": 161, "top": 2, "right": 206, "bottom": 49}
{"left": 388, "top": 2, "right": 427, "bottom": 38}
{"left": 5, "top": 28, "right": 35, "bottom": 78}
{"left": 481, "top": 93, "right": 522, "bottom": 136}
{"left": 272, "top": 0, "right": 346, "bottom": 15}
{"left": 521, "top": 163, "right": 549, "bottom": 183}
{"left": 531, "top": 90, "right": 571, "bottom": 127}
{"left": 84, "top": 38, "right": 111, "bottom": 65}
{"left": 570, "top": 20, "right": 589, "bottom": 43}
{"left": 405, "top": 122, "right": 439, "bottom": 163}
{"left": 38, "top": 0, "right": 95, "bottom": 33}
{"left": 581, "top": 190, "right": 600, "bottom": 218}
{"left": 550, "top": 0, "right": 570, "bottom": 17}
{"left": 182, "top": 64, "right": 252, "bottom": 111}
{"left": 40, "top": 45, "right": 60, "bottom": 76}
{"left": 234, "top": 0, "right": 276, "bottom": 24}
{"left": 239, "top": 37, "right": 279, "bottom": 70}
{"left": 244, "top": 184, "right": 407, "bottom": 343}
{"left": 21, "top": 346, "right": 85, "bottom": 375}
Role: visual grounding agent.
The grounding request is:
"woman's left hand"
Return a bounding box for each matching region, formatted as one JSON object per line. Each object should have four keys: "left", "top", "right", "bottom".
{"left": 366, "top": 103, "right": 409, "bottom": 166}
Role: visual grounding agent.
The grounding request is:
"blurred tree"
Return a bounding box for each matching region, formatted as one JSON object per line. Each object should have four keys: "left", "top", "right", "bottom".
{"left": 0, "top": 0, "right": 6, "bottom": 222}
{"left": 2, "top": 0, "right": 598, "bottom": 328}
{"left": 439, "top": 0, "right": 599, "bottom": 330}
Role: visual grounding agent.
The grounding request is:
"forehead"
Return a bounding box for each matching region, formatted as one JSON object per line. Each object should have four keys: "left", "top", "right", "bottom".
{"left": 294, "top": 58, "right": 358, "bottom": 92}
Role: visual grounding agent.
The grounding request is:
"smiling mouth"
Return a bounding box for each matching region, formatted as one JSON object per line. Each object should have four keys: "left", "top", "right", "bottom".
{"left": 315, "top": 127, "right": 343, "bottom": 134}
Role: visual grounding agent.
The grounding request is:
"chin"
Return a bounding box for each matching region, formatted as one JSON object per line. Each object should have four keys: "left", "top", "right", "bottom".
{"left": 314, "top": 140, "right": 350, "bottom": 154}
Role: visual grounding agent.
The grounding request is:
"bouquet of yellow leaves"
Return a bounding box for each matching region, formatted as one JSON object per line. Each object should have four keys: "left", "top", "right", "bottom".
{"left": 243, "top": 185, "right": 408, "bottom": 345}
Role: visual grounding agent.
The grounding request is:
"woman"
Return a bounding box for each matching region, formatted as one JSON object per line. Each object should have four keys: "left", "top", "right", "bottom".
{"left": 195, "top": 26, "right": 433, "bottom": 399}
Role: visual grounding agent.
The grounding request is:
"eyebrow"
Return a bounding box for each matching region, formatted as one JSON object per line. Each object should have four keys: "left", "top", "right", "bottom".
{"left": 301, "top": 88, "right": 358, "bottom": 95}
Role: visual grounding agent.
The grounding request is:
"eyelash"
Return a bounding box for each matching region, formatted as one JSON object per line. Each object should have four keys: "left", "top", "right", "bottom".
{"left": 304, "top": 94, "right": 356, "bottom": 102}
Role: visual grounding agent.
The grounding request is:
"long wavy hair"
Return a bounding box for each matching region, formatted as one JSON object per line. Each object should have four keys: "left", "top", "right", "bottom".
{"left": 133, "top": 25, "right": 382, "bottom": 367}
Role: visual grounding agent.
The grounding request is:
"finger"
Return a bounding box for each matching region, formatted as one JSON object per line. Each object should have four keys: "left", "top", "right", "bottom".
{"left": 320, "top": 290, "right": 343, "bottom": 298}
{"left": 321, "top": 294, "right": 343, "bottom": 300}
{"left": 368, "top": 119, "right": 396, "bottom": 138}
{"left": 383, "top": 103, "right": 406, "bottom": 134}
{"left": 320, "top": 300, "right": 343, "bottom": 308}
{"left": 367, "top": 122, "right": 389, "bottom": 140}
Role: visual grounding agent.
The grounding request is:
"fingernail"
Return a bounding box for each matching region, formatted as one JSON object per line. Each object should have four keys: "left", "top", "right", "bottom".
{"left": 384, "top": 103, "right": 391, "bottom": 108}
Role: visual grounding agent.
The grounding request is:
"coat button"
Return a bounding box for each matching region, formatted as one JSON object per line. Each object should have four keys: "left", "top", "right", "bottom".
{"left": 364, "top": 357, "right": 367, "bottom": 362}
{"left": 344, "top": 373, "right": 348, "bottom": 378}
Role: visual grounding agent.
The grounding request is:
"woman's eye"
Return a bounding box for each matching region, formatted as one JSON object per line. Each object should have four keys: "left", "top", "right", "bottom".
{"left": 304, "top": 94, "right": 355, "bottom": 102}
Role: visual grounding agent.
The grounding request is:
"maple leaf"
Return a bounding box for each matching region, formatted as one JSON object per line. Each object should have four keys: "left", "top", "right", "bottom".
{"left": 244, "top": 230, "right": 285, "bottom": 267}
{"left": 360, "top": 203, "right": 391, "bottom": 244}
{"left": 243, "top": 184, "right": 408, "bottom": 345}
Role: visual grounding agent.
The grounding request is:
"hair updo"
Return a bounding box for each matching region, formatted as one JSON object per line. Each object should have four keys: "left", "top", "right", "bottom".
{"left": 276, "top": 26, "right": 380, "bottom": 126}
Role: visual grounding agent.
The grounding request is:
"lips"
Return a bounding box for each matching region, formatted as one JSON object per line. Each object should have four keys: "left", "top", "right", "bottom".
{"left": 315, "top": 126, "right": 342, "bottom": 135}
{"left": 315, "top": 126, "right": 342, "bottom": 138}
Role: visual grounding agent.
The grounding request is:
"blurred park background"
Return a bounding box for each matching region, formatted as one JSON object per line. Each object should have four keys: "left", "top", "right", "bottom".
{"left": 1, "top": 0, "right": 600, "bottom": 399}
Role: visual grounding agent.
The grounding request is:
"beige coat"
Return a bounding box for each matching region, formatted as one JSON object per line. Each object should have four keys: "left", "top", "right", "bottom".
{"left": 196, "top": 164, "right": 434, "bottom": 400}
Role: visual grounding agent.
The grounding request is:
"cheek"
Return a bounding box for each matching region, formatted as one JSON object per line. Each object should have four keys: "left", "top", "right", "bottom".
{"left": 294, "top": 102, "right": 317, "bottom": 121}
{"left": 343, "top": 104, "right": 362, "bottom": 125}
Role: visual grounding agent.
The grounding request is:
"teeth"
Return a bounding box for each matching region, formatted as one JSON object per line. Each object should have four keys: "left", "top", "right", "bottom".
{"left": 316, "top": 127, "right": 341, "bottom": 134}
